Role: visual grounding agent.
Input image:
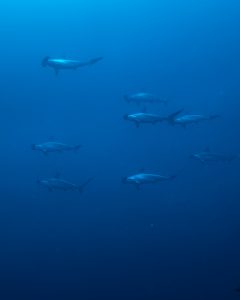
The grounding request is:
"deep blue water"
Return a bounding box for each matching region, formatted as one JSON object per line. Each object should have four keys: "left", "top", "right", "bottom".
{"left": 0, "top": 0, "right": 240, "bottom": 299}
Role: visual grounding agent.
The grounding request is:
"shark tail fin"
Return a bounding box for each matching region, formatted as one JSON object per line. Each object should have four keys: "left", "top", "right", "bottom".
{"left": 124, "top": 95, "right": 130, "bottom": 103}
{"left": 42, "top": 56, "right": 49, "bottom": 67}
{"left": 166, "top": 109, "right": 183, "bottom": 124}
{"left": 209, "top": 114, "right": 220, "bottom": 120}
{"left": 121, "top": 176, "right": 128, "bottom": 184}
{"left": 88, "top": 57, "right": 103, "bottom": 65}
{"left": 78, "top": 177, "right": 94, "bottom": 193}
{"left": 162, "top": 97, "right": 169, "bottom": 106}
{"left": 169, "top": 168, "right": 184, "bottom": 180}
{"left": 169, "top": 174, "right": 178, "bottom": 180}
{"left": 74, "top": 144, "right": 82, "bottom": 152}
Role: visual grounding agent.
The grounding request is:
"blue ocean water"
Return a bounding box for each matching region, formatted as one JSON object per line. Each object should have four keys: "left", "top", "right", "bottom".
{"left": 0, "top": 0, "right": 240, "bottom": 299}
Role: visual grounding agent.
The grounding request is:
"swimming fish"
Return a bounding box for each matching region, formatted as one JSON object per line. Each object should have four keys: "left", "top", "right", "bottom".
{"left": 123, "top": 109, "right": 183, "bottom": 127}
{"left": 167, "top": 110, "right": 220, "bottom": 127}
{"left": 190, "top": 147, "right": 239, "bottom": 164}
{"left": 122, "top": 171, "right": 177, "bottom": 189}
{"left": 124, "top": 92, "right": 168, "bottom": 105}
{"left": 37, "top": 174, "right": 93, "bottom": 193}
{"left": 32, "top": 142, "right": 81, "bottom": 155}
{"left": 42, "top": 56, "right": 103, "bottom": 75}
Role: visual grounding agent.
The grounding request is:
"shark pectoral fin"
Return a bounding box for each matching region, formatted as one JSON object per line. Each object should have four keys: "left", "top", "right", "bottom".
{"left": 88, "top": 57, "right": 103, "bottom": 66}
{"left": 43, "top": 150, "right": 48, "bottom": 156}
{"left": 135, "top": 122, "right": 140, "bottom": 128}
{"left": 133, "top": 180, "right": 141, "bottom": 190}
{"left": 54, "top": 68, "right": 59, "bottom": 76}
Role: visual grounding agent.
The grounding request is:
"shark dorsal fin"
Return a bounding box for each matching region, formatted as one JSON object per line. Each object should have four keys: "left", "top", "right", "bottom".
{"left": 167, "top": 109, "right": 184, "bottom": 122}
{"left": 139, "top": 168, "right": 145, "bottom": 173}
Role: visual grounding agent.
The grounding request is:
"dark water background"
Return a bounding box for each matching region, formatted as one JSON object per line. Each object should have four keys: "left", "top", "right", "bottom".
{"left": 0, "top": 0, "right": 240, "bottom": 299}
